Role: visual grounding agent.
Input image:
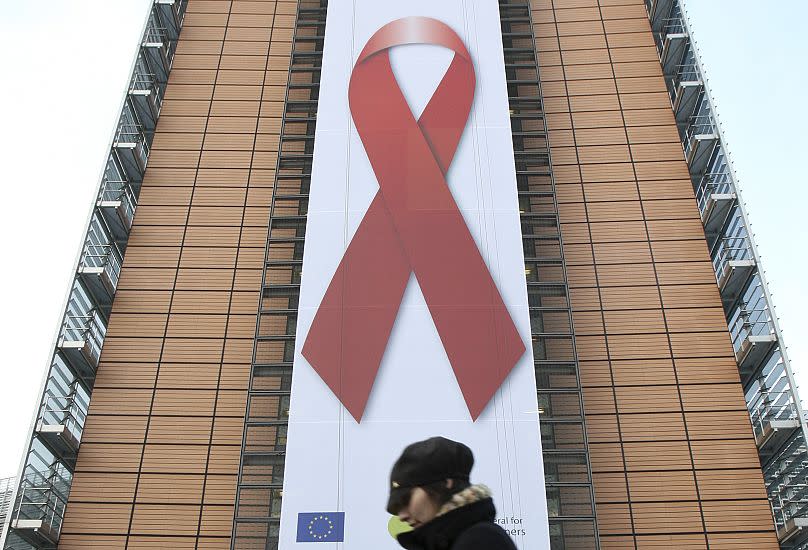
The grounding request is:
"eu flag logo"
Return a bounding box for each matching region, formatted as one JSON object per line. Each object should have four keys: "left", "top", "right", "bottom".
{"left": 296, "top": 512, "right": 345, "bottom": 542}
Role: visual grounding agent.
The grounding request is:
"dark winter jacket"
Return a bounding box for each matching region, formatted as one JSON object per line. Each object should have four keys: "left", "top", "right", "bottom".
{"left": 396, "top": 493, "right": 518, "bottom": 550}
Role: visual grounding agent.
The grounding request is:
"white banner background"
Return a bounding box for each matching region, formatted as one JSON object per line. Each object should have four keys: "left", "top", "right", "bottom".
{"left": 279, "top": 1, "right": 550, "bottom": 547}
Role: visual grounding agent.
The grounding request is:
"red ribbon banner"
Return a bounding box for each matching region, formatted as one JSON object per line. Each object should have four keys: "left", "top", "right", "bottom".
{"left": 302, "top": 17, "right": 525, "bottom": 421}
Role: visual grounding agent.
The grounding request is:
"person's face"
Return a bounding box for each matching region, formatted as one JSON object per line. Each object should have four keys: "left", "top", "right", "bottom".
{"left": 397, "top": 487, "right": 440, "bottom": 529}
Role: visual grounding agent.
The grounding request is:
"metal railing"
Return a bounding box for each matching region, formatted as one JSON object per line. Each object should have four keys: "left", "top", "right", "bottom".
{"left": 751, "top": 399, "right": 800, "bottom": 440}
{"left": 143, "top": 24, "right": 168, "bottom": 45}
{"left": 773, "top": 483, "right": 808, "bottom": 529}
{"left": 687, "top": 113, "right": 717, "bottom": 135}
{"left": 683, "top": 113, "right": 717, "bottom": 155}
{"left": 143, "top": 22, "right": 177, "bottom": 71}
{"left": 80, "top": 244, "right": 122, "bottom": 289}
{"left": 115, "top": 122, "right": 150, "bottom": 166}
{"left": 768, "top": 441, "right": 808, "bottom": 530}
{"left": 155, "top": 0, "right": 187, "bottom": 36}
{"left": 98, "top": 179, "right": 137, "bottom": 224}
{"left": 728, "top": 304, "right": 774, "bottom": 355}
{"left": 130, "top": 69, "right": 156, "bottom": 89}
{"left": 59, "top": 311, "right": 104, "bottom": 361}
{"left": 712, "top": 235, "right": 753, "bottom": 284}
{"left": 38, "top": 395, "right": 87, "bottom": 443}
{"left": 674, "top": 62, "right": 700, "bottom": 83}
{"left": 12, "top": 469, "right": 69, "bottom": 540}
{"left": 695, "top": 171, "right": 734, "bottom": 215}
{"left": 662, "top": 17, "right": 685, "bottom": 35}
{"left": 115, "top": 122, "right": 148, "bottom": 146}
{"left": 130, "top": 71, "right": 163, "bottom": 105}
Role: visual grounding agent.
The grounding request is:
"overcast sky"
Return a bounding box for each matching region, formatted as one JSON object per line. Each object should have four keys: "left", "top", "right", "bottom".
{"left": 0, "top": 0, "right": 806, "bottom": 478}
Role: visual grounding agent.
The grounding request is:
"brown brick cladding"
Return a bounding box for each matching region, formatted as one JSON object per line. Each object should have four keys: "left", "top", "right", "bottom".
{"left": 531, "top": 0, "right": 778, "bottom": 548}
{"left": 59, "top": 1, "right": 296, "bottom": 548}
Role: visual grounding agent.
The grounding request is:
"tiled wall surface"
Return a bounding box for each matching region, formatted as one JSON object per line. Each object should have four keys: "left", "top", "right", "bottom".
{"left": 59, "top": 1, "right": 295, "bottom": 548}
{"left": 531, "top": 0, "right": 778, "bottom": 547}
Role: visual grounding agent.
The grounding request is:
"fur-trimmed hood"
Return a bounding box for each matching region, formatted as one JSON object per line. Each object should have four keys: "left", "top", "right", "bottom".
{"left": 436, "top": 484, "right": 492, "bottom": 517}
{"left": 396, "top": 485, "right": 517, "bottom": 550}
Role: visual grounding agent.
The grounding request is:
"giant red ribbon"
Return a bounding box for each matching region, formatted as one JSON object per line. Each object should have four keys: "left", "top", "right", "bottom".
{"left": 302, "top": 17, "right": 525, "bottom": 421}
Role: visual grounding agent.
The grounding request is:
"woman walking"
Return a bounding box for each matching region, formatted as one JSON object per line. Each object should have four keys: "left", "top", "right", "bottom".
{"left": 386, "top": 436, "right": 519, "bottom": 550}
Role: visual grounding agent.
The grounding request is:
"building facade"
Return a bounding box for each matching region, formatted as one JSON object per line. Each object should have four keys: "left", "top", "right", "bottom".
{"left": 1, "top": 0, "right": 804, "bottom": 549}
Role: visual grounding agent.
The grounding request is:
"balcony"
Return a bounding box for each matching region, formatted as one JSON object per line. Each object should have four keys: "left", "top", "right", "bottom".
{"left": 731, "top": 306, "right": 777, "bottom": 386}
{"left": 129, "top": 71, "right": 163, "bottom": 131}
{"left": 9, "top": 470, "right": 69, "bottom": 548}
{"left": 97, "top": 179, "right": 137, "bottom": 241}
{"left": 142, "top": 24, "right": 172, "bottom": 79}
{"left": 34, "top": 396, "right": 86, "bottom": 466}
{"left": 684, "top": 114, "right": 718, "bottom": 178}
{"left": 737, "top": 334, "right": 778, "bottom": 385}
{"left": 671, "top": 64, "right": 702, "bottom": 123}
{"left": 57, "top": 312, "right": 104, "bottom": 383}
{"left": 766, "top": 437, "right": 808, "bottom": 535}
{"left": 713, "top": 238, "right": 755, "bottom": 306}
{"left": 779, "top": 517, "right": 808, "bottom": 547}
{"left": 772, "top": 460, "right": 808, "bottom": 547}
{"left": 659, "top": 18, "right": 688, "bottom": 76}
{"left": 113, "top": 123, "right": 150, "bottom": 182}
{"left": 154, "top": 0, "right": 186, "bottom": 40}
{"left": 753, "top": 402, "right": 802, "bottom": 462}
{"left": 77, "top": 244, "right": 122, "bottom": 314}
{"left": 695, "top": 173, "right": 736, "bottom": 246}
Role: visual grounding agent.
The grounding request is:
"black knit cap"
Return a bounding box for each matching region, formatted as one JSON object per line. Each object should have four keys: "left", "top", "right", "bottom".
{"left": 386, "top": 436, "right": 474, "bottom": 515}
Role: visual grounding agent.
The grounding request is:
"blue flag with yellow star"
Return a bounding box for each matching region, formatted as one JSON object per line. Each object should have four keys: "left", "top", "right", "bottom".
{"left": 296, "top": 512, "right": 345, "bottom": 542}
